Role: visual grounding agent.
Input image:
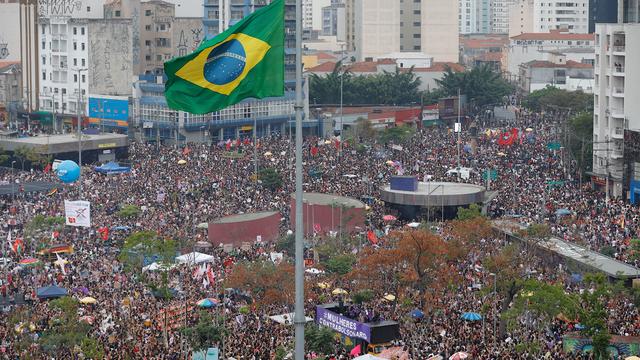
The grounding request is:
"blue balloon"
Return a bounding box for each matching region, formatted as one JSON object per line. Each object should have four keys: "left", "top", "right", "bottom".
{"left": 56, "top": 160, "right": 81, "bottom": 183}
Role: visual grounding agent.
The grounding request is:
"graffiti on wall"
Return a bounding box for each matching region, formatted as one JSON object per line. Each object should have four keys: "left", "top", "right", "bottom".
{"left": 38, "top": 0, "right": 82, "bottom": 18}
{"left": 0, "top": 37, "right": 8, "bottom": 59}
{"left": 88, "top": 21, "right": 132, "bottom": 95}
{"left": 191, "top": 28, "right": 202, "bottom": 49}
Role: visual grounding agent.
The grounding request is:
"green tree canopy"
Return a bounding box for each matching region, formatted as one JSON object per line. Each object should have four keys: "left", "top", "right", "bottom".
{"left": 436, "top": 65, "right": 513, "bottom": 107}
{"left": 181, "top": 311, "right": 225, "bottom": 352}
{"left": 569, "top": 111, "right": 594, "bottom": 176}
{"left": 258, "top": 167, "right": 283, "bottom": 191}
{"left": 523, "top": 86, "right": 593, "bottom": 113}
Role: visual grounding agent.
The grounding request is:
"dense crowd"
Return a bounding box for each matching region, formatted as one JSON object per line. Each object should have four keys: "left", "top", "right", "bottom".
{"left": 0, "top": 105, "right": 638, "bottom": 359}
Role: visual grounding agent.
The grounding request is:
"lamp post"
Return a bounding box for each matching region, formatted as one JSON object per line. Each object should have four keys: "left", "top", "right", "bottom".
{"left": 74, "top": 68, "right": 88, "bottom": 199}
{"left": 11, "top": 160, "right": 16, "bottom": 203}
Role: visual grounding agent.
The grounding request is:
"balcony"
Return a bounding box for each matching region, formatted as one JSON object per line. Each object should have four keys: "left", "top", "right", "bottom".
{"left": 612, "top": 45, "right": 625, "bottom": 55}
{"left": 612, "top": 127, "right": 624, "bottom": 139}
{"left": 612, "top": 66, "right": 625, "bottom": 76}
{"left": 612, "top": 88, "right": 624, "bottom": 97}
{"left": 610, "top": 108, "right": 625, "bottom": 119}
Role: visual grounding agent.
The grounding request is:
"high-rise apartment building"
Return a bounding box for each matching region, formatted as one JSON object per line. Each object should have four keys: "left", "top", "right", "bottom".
{"left": 459, "top": 0, "right": 490, "bottom": 34}
{"left": 508, "top": 0, "right": 590, "bottom": 34}
{"left": 592, "top": 1, "right": 640, "bottom": 199}
{"left": 491, "top": 0, "right": 517, "bottom": 34}
{"left": 422, "top": 0, "right": 459, "bottom": 62}
{"left": 589, "top": 0, "right": 618, "bottom": 32}
{"left": 322, "top": 1, "right": 346, "bottom": 39}
{"left": 400, "top": 0, "right": 422, "bottom": 51}
{"left": 354, "top": 0, "right": 400, "bottom": 60}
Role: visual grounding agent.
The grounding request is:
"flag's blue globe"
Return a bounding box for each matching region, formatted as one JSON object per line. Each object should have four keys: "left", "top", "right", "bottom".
{"left": 204, "top": 40, "right": 246, "bottom": 85}
{"left": 56, "top": 160, "right": 80, "bottom": 183}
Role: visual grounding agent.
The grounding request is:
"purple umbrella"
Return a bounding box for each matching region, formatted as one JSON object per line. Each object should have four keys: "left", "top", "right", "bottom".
{"left": 73, "top": 286, "right": 89, "bottom": 295}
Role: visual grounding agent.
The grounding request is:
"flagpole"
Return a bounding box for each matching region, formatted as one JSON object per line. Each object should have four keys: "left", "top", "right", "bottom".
{"left": 293, "top": 0, "right": 305, "bottom": 357}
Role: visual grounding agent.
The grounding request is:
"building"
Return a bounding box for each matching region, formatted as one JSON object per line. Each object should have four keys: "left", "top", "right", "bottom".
{"left": 518, "top": 58, "right": 594, "bottom": 93}
{"left": 505, "top": 30, "right": 595, "bottom": 76}
{"left": 460, "top": 33, "right": 509, "bottom": 69}
{"left": 589, "top": 0, "right": 618, "bottom": 32}
{"left": 508, "top": 0, "right": 590, "bottom": 35}
{"left": 0, "top": 61, "right": 21, "bottom": 127}
{"left": 354, "top": 0, "right": 400, "bottom": 61}
{"left": 421, "top": 0, "right": 459, "bottom": 62}
{"left": 399, "top": 0, "right": 422, "bottom": 52}
{"left": 459, "top": 0, "right": 491, "bottom": 34}
{"left": 321, "top": 1, "right": 345, "bottom": 39}
{"left": 303, "top": 0, "right": 331, "bottom": 33}
{"left": 344, "top": 0, "right": 356, "bottom": 51}
{"left": 592, "top": 22, "right": 640, "bottom": 199}
{"left": 491, "top": 0, "right": 517, "bottom": 34}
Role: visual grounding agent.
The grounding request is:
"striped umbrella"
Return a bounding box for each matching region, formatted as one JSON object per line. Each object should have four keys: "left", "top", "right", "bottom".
{"left": 461, "top": 312, "right": 482, "bottom": 321}
{"left": 196, "top": 298, "right": 219, "bottom": 308}
{"left": 19, "top": 258, "right": 41, "bottom": 266}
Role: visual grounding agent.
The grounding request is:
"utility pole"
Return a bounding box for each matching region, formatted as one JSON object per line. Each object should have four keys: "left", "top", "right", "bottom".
{"left": 456, "top": 88, "right": 461, "bottom": 181}
{"left": 294, "top": 0, "right": 305, "bottom": 357}
{"left": 75, "top": 68, "right": 88, "bottom": 199}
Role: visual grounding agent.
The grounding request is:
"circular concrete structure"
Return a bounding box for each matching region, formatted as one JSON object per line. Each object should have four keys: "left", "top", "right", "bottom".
{"left": 290, "top": 193, "right": 366, "bottom": 236}
{"left": 380, "top": 182, "right": 486, "bottom": 219}
{"left": 208, "top": 211, "right": 281, "bottom": 246}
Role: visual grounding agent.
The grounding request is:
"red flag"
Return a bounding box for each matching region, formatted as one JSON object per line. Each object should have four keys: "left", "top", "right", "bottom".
{"left": 182, "top": 147, "right": 191, "bottom": 155}
{"left": 223, "top": 257, "right": 234, "bottom": 268}
{"left": 225, "top": 141, "right": 232, "bottom": 151}
{"left": 207, "top": 267, "right": 215, "bottom": 284}
{"left": 236, "top": 138, "right": 241, "bottom": 147}
{"left": 43, "top": 163, "right": 52, "bottom": 173}
{"left": 334, "top": 140, "right": 340, "bottom": 150}
{"left": 350, "top": 344, "right": 361, "bottom": 356}
{"left": 11, "top": 238, "right": 24, "bottom": 254}
{"left": 51, "top": 231, "right": 60, "bottom": 240}
{"left": 367, "top": 230, "right": 378, "bottom": 245}
{"left": 310, "top": 146, "right": 318, "bottom": 156}
{"left": 98, "top": 227, "right": 109, "bottom": 241}
{"left": 498, "top": 128, "right": 518, "bottom": 147}
{"left": 313, "top": 223, "right": 321, "bottom": 233}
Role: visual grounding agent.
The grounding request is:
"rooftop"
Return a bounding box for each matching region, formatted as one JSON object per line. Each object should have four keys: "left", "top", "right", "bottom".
{"left": 523, "top": 60, "right": 593, "bottom": 69}
{"left": 292, "top": 192, "right": 366, "bottom": 208}
{"left": 511, "top": 30, "right": 594, "bottom": 41}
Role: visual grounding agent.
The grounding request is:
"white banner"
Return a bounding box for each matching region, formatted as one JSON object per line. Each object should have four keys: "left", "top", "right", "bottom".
{"left": 64, "top": 200, "right": 91, "bottom": 227}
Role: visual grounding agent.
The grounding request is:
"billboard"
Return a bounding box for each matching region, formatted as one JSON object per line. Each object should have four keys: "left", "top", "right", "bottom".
{"left": 88, "top": 97, "right": 129, "bottom": 124}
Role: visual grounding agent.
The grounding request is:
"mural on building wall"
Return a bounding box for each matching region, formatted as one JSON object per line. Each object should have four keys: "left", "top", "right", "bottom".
{"left": 0, "top": 37, "right": 8, "bottom": 59}
{"left": 131, "top": 7, "right": 140, "bottom": 67}
{"left": 191, "top": 28, "right": 202, "bottom": 49}
{"left": 38, "top": 0, "right": 82, "bottom": 18}
{"left": 88, "top": 20, "right": 133, "bottom": 95}
{"left": 172, "top": 19, "right": 203, "bottom": 61}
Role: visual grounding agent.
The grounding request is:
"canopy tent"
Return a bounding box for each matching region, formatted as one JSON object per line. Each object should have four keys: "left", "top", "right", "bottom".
{"left": 94, "top": 162, "right": 131, "bottom": 174}
{"left": 36, "top": 285, "right": 68, "bottom": 299}
{"left": 175, "top": 252, "right": 215, "bottom": 265}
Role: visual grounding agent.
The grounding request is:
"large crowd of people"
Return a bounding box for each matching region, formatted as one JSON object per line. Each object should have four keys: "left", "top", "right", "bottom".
{"left": 0, "top": 105, "right": 638, "bottom": 359}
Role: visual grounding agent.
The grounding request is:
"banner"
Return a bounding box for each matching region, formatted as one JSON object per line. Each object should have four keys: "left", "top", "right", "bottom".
{"left": 316, "top": 306, "right": 371, "bottom": 342}
{"left": 64, "top": 200, "right": 91, "bottom": 227}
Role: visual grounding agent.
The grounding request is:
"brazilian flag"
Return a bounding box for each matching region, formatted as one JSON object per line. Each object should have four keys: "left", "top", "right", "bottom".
{"left": 164, "top": 0, "right": 284, "bottom": 114}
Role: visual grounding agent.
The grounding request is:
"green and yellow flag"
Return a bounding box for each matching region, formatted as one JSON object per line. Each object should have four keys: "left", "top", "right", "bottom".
{"left": 164, "top": 0, "right": 284, "bottom": 114}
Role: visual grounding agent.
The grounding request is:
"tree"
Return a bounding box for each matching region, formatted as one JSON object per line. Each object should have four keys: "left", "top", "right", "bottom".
{"left": 39, "top": 297, "right": 103, "bottom": 359}
{"left": 378, "top": 126, "right": 415, "bottom": 144}
{"left": 117, "top": 204, "right": 141, "bottom": 219}
{"left": 324, "top": 253, "right": 356, "bottom": 275}
{"left": 13, "top": 145, "right": 42, "bottom": 170}
{"left": 275, "top": 234, "right": 295, "bottom": 256}
{"left": 579, "top": 274, "right": 612, "bottom": 359}
{"left": 258, "top": 167, "right": 283, "bottom": 191}
{"left": 436, "top": 65, "right": 513, "bottom": 107}
{"left": 305, "top": 323, "right": 337, "bottom": 355}
{"left": 225, "top": 260, "right": 295, "bottom": 306}
{"left": 569, "top": 112, "right": 594, "bottom": 177}
{"left": 181, "top": 311, "right": 225, "bottom": 353}
{"left": 0, "top": 145, "right": 9, "bottom": 166}
{"left": 456, "top": 203, "right": 483, "bottom": 221}
{"left": 23, "top": 215, "right": 65, "bottom": 250}
{"left": 393, "top": 229, "right": 449, "bottom": 296}
{"left": 523, "top": 86, "right": 593, "bottom": 113}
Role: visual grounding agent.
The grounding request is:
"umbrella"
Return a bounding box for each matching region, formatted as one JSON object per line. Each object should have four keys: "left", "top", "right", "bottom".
{"left": 383, "top": 294, "right": 396, "bottom": 301}
{"left": 316, "top": 282, "right": 330, "bottom": 289}
{"left": 305, "top": 268, "right": 324, "bottom": 275}
{"left": 461, "top": 312, "right": 482, "bottom": 321}
{"left": 79, "top": 296, "right": 97, "bottom": 304}
{"left": 196, "top": 222, "right": 209, "bottom": 229}
{"left": 177, "top": 159, "right": 187, "bottom": 165}
{"left": 449, "top": 352, "right": 469, "bottom": 360}
{"left": 383, "top": 215, "right": 397, "bottom": 221}
{"left": 406, "top": 222, "right": 421, "bottom": 228}
{"left": 19, "top": 258, "right": 40, "bottom": 266}
{"left": 574, "top": 323, "right": 586, "bottom": 330}
{"left": 555, "top": 208, "right": 572, "bottom": 216}
{"left": 410, "top": 309, "right": 424, "bottom": 319}
{"left": 196, "top": 298, "right": 219, "bottom": 308}
{"left": 73, "top": 286, "right": 90, "bottom": 295}
{"left": 385, "top": 160, "right": 394, "bottom": 165}
{"left": 112, "top": 225, "right": 130, "bottom": 231}
{"left": 36, "top": 285, "right": 68, "bottom": 299}
{"left": 332, "top": 288, "right": 348, "bottom": 295}
{"left": 195, "top": 241, "right": 212, "bottom": 248}
{"left": 263, "top": 151, "right": 273, "bottom": 157}
{"left": 497, "top": 152, "right": 507, "bottom": 157}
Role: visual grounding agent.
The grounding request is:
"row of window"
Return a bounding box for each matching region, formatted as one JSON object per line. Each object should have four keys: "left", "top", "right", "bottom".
{"left": 41, "top": 57, "right": 85, "bottom": 67}
{"left": 41, "top": 72, "right": 86, "bottom": 83}
{"left": 41, "top": 41, "right": 86, "bottom": 51}
{"left": 42, "top": 25, "right": 85, "bottom": 36}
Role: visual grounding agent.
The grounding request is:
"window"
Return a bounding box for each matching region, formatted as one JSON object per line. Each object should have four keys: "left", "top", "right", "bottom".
{"left": 145, "top": 9, "right": 152, "bottom": 16}
{"left": 82, "top": 90, "right": 85, "bottom": 95}
{"left": 82, "top": 74, "right": 86, "bottom": 83}
{"left": 145, "top": 25, "right": 151, "bottom": 31}
{"left": 81, "top": 59, "right": 85, "bottom": 66}
{"left": 81, "top": 43, "right": 85, "bottom": 50}
{"left": 413, "top": 33, "right": 420, "bottom": 38}
{"left": 115, "top": 10, "right": 121, "bottom": 17}
{"left": 73, "top": 58, "right": 77, "bottom": 66}
{"left": 42, "top": 41, "right": 45, "bottom": 50}
{"left": 145, "top": 40, "right": 151, "bottom": 46}
{"left": 42, "top": 57, "right": 46, "bottom": 65}
{"left": 156, "top": 55, "right": 162, "bottom": 61}
{"left": 81, "top": 27, "right": 85, "bottom": 35}
{"left": 42, "top": 25, "right": 45, "bottom": 34}
{"left": 42, "top": 72, "right": 46, "bottom": 80}
{"left": 74, "top": 74, "right": 78, "bottom": 82}
{"left": 54, "top": 87, "right": 59, "bottom": 94}
{"left": 73, "top": 27, "right": 77, "bottom": 35}
{"left": 159, "top": 24, "right": 166, "bottom": 31}
{"left": 62, "top": 88, "right": 66, "bottom": 95}
{"left": 145, "top": 55, "right": 151, "bottom": 60}
{"left": 73, "top": 42, "right": 77, "bottom": 50}
{"left": 413, "top": 10, "right": 420, "bottom": 14}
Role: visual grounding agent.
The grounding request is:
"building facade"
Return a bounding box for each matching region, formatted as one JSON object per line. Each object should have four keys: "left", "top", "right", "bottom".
{"left": 322, "top": 1, "right": 345, "bottom": 39}
{"left": 422, "top": 0, "right": 459, "bottom": 62}
{"left": 354, "top": 0, "right": 400, "bottom": 61}
{"left": 592, "top": 23, "right": 640, "bottom": 199}
{"left": 400, "top": 0, "right": 422, "bottom": 52}
{"left": 491, "top": 0, "right": 517, "bottom": 34}
{"left": 459, "top": 0, "right": 490, "bottom": 34}
{"left": 518, "top": 57, "right": 594, "bottom": 93}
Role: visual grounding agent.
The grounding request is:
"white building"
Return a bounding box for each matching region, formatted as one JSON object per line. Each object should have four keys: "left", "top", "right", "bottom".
{"left": 459, "top": 0, "right": 491, "bottom": 34}
{"left": 354, "top": 0, "right": 400, "bottom": 61}
{"left": 508, "top": 0, "right": 589, "bottom": 35}
{"left": 303, "top": 0, "right": 331, "bottom": 32}
{"left": 505, "top": 30, "right": 594, "bottom": 76}
{"left": 592, "top": 23, "right": 640, "bottom": 198}
{"left": 422, "top": 0, "right": 460, "bottom": 62}
{"left": 491, "top": 0, "right": 517, "bottom": 34}
{"left": 399, "top": 0, "right": 422, "bottom": 51}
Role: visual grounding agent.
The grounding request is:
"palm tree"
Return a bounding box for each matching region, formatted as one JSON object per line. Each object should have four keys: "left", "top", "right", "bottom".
{"left": 436, "top": 65, "right": 513, "bottom": 107}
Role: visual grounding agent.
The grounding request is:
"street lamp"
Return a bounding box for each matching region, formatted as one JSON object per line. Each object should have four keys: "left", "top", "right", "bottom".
{"left": 74, "top": 68, "right": 88, "bottom": 199}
